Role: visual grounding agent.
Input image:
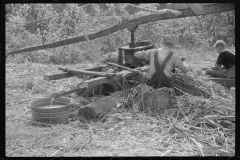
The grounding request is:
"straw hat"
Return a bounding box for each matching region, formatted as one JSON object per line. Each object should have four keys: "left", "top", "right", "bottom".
{"left": 163, "top": 35, "right": 178, "bottom": 45}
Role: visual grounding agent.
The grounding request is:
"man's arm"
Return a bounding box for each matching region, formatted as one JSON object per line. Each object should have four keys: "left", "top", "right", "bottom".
{"left": 134, "top": 49, "right": 158, "bottom": 61}
{"left": 174, "top": 55, "right": 190, "bottom": 74}
{"left": 213, "top": 52, "right": 224, "bottom": 70}
{"left": 179, "top": 61, "right": 190, "bottom": 73}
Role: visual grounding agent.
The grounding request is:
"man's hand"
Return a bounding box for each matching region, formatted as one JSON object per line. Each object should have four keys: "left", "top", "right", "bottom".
{"left": 133, "top": 72, "right": 147, "bottom": 84}
{"left": 138, "top": 72, "right": 147, "bottom": 83}
{"left": 137, "top": 66, "right": 149, "bottom": 73}
{"left": 211, "top": 66, "right": 220, "bottom": 70}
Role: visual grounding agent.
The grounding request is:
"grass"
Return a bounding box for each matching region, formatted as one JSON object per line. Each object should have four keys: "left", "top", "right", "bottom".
{"left": 5, "top": 48, "right": 235, "bottom": 157}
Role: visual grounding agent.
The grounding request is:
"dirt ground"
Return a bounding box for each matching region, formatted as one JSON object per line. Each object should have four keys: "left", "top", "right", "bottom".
{"left": 5, "top": 59, "right": 235, "bottom": 157}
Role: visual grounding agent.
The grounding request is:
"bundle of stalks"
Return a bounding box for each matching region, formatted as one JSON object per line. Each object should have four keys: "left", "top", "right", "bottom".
{"left": 175, "top": 72, "right": 212, "bottom": 98}
{"left": 174, "top": 71, "right": 233, "bottom": 99}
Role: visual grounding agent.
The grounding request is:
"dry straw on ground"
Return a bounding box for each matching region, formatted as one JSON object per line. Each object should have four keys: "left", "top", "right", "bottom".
{"left": 6, "top": 62, "right": 235, "bottom": 156}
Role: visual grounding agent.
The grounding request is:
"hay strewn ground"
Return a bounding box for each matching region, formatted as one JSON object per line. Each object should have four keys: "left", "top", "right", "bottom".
{"left": 6, "top": 61, "right": 235, "bottom": 157}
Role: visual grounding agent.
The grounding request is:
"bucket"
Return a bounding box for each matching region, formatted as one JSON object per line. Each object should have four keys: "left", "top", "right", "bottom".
{"left": 30, "top": 98, "right": 72, "bottom": 124}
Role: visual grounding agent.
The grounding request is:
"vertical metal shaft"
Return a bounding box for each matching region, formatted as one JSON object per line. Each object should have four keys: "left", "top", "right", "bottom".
{"left": 130, "top": 30, "right": 135, "bottom": 48}
{"left": 131, "top": 30, "right": 135, "bottom": 43}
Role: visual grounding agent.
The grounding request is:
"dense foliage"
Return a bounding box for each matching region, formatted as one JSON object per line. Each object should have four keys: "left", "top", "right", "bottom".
{"left": 5, "top": 3, "right": 235, "bottom": 64}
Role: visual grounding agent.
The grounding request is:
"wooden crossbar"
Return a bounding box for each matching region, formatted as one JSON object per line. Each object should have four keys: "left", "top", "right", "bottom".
{"left": 80, "top": 70, "right": 138, "bottom": 88}
{"left": 43, "top": 66, "right": 103, "bottom": 81}
{"left": 58, "top": 67, "right": 116, "bottom": 78}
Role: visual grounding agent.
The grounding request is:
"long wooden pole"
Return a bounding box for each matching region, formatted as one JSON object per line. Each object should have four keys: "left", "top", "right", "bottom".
{"left": 6, "top": 3, "right": 234, "bottom": 56}
{"left": 106, "top": 62, "right": 140, "bottom": 73}
{"left": 58, "top": 67, "right": 116, "bottom": 78}
{"left": 6, "top": 9, "right": 181, "bottom": 56}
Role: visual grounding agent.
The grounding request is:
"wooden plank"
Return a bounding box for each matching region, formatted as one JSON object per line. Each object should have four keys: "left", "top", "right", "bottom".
{"left": 58, "top": 67, "right": 116, "bottom": 78}
{"left": 43, "top": 66, "right": 103, "bottom": 81}
{"left": 82, "top": 66, "right": 104, "bottom": 72}
{"left": 172, "top": 3, "right": 234, "bottom": 21}
{"left": 43, "top": 72, "right": 75, "bottom": 81}
{"left": 81, "top": 70, "right": 138, "bottom": 88}
{"left": 65, "top": 3, "right": 216, "bottom": 15}
{"left": 165, "top": 3, "right": 217, "bottom": 11}
{"left": 106, "top": 62, "right": 140, "bottom": 73}
{"left": 187, "top": 3, "right": 207, "bottom": 15}
{"left": 207, "top": 77, "right": 235, "bottom": 87}
{"left": 99, "top": 3, "right": 216, "bottom": 14}
{"left": 6, "top": 9, "right": 181, "bottom": 56}
{"left": 50, "top": 87, "right": 87, "bottom": 98}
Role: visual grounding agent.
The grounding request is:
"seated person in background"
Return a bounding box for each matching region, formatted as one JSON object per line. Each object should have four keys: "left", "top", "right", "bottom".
{"left": 134, "top": 35, "right": 189, "bottom": 89}
{"left": 205, "top": 40, "right": 235, "bottom": 79}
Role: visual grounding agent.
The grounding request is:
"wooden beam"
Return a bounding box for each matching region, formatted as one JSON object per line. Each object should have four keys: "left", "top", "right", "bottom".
{"left": 81, "top": 70, "right": 138, "bottom": 88}
{"left": 187, "top": 3, "right": 208, "bottom": 15}
{"left": 43, "top": 72, "right": 75, "bottom": 81}
{"left": 106, "top": 62, "right": 139, "bottom": 73}
{"left": 126, "top": 3, "right": 216, "bottom": 14}
{"left": 50, "top": 86, "right": 87, "bottom": 98}
{"left": 165, "top": 3, "right": 217, "bottom": 11}
{"left": 6, "top": 9, "right": 181, "bottom": 56}
{"left": 43, "top": 66, "right": 103, "bottom": 81}
{"left": 77, "top": 65, "right": 104, "bottom": 72}
{"left": 171, "top": 3, "right": 234, "bottom": 20}
{"left": 6, "top": 3, "right": 234, "bottom": 56}
{"left": 58, "top": 67, "right": 116, "bottom": 78}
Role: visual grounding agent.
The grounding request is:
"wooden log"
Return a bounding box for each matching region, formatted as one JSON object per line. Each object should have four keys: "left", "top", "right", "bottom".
{"left": 77, "top": 95, "right": 122, "bottom": 120}
{"left": 80, "top": 70, "right": 138, "bottom": 88}
{"left": 58, "top": 67, "right": 116, "bottom": 78}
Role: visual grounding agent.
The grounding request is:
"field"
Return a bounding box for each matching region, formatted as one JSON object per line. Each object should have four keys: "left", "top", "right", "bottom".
{"left": 5, "top": 50, "right": 235, "bottom": 157}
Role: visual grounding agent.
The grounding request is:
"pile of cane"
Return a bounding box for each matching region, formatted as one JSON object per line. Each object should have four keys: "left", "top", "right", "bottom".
{"left": 174, "top": 71, "right": 234, "bottom": 99}
{"left": 175, "top": 72, "right": 211, "bottom": 98}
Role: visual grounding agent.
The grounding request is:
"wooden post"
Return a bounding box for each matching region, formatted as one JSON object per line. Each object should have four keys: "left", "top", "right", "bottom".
{"left": 118, "top": 48, "right": 123, "bottom": 65}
